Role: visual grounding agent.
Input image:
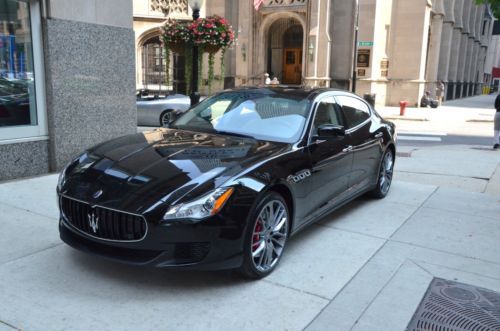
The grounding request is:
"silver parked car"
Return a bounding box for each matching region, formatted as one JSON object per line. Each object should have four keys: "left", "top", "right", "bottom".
{"left": 137, "top": 92, "right": 191, "bottom": 126}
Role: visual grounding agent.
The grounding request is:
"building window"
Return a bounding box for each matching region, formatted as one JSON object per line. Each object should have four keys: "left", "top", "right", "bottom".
{"left": 0, "top": 0, "right": 46, "bottom": 142}
{"left": 140, "top": 35, "right": 186, "bottom": 94}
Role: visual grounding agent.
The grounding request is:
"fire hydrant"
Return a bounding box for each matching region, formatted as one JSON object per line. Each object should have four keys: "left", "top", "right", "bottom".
{"left": 399, "top": 101, "right": 408, "bottom": 116}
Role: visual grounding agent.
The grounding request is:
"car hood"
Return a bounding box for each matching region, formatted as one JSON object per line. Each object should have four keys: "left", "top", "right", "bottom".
{"left": 61, "top": 128, "right": 289, "bottom": 214}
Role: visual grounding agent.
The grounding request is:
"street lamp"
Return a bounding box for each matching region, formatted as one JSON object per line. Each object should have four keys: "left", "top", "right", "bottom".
{"left": 188, "top": 0, "right": 204, "bottom": 106}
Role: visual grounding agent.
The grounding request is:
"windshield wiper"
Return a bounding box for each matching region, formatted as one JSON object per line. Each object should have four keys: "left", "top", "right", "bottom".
{"left": 214, "top": 130, "right": 256, "bottom": 139}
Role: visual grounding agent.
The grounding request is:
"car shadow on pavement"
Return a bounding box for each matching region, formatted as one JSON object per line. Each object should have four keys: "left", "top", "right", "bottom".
{"left": 59, "top": 196, "right": 369, "bottom": 291}
{"left": 66, "top": 249, "right": 251, "bottom": 290}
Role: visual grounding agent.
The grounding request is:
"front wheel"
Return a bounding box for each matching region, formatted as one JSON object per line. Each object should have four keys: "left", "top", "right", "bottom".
{"left": 369, "top": 149, "right": 394, "bottom": 199}
{"left": 239, "top": 192, "right": 289, "bottom": 279}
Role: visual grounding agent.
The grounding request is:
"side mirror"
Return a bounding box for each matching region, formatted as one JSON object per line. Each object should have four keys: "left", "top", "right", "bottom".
{"left": 316, "top": 124, "right": 345, "bottom": 139}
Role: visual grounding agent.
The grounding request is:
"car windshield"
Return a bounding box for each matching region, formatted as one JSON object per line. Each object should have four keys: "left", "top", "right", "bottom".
{"left": 172, "top": 91, "right": 311, "bottom": 143}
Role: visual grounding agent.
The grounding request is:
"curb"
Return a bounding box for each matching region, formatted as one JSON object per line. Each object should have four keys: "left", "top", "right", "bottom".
{"left": 466, "top": 119, "right": 494, "bottom": 123}
{"left": 383, "top": 116, "right": 430, "bottom": 122}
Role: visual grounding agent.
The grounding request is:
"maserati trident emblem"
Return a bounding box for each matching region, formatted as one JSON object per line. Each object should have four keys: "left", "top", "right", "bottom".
{"left": 88, "top": 212, "right": 99, "bottom": 233}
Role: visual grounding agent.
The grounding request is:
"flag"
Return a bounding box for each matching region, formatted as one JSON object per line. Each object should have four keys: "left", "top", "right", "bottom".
{"left": 254, "top": 0, "right": 264, "bottom": 11}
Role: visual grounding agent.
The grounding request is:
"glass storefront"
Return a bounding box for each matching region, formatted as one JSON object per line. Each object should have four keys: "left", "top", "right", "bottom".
{"left": 0, "top": 0, "right": 37, "bottom": 128}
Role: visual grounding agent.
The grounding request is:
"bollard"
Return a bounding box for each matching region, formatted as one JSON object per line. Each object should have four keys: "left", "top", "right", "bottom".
{"left": 399, "top": 101, "right": 408, "bottom": 116}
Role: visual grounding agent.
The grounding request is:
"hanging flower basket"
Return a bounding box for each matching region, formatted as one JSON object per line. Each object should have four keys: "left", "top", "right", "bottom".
{"left": 188, "top": 16, "right": 235, "bottom": 51}
{"left": 168, "top": 42, "right": 186, "bottom": 54}
{"left": 161, "top": 15, "right": 235, "bottom": 95}
{"left": 204, "top": 44, "right": 222, "bottom": 54}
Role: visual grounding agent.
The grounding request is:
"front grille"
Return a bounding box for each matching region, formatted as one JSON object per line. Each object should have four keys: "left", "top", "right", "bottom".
{"left": 61, "top": 196, "right": 147, "bottom": 241}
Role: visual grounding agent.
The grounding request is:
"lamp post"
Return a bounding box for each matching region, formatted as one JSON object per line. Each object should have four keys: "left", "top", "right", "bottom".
{"left": 188, "top": 0, "right": 204, "bottom": 106}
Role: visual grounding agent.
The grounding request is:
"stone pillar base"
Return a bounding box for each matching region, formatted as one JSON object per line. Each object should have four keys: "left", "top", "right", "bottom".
{"left": 446, "top": 82, "right": 454, "bottom": 101}
{"left": 303, "top": 78, "right": 331, "bottom": 88}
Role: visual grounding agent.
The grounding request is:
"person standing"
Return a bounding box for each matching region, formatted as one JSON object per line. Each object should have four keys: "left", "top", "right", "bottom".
{"left": 436, "top": 80, "right": 445, "bottom": 106}
{"left": 494, "top": 94, "right": 500, "bottom": 149}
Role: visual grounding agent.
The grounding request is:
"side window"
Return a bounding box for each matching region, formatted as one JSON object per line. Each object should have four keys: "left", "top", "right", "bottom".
{"left": 313, "top": 97, "right": 344, "bottom": 131}
{"left": 336, "top": 96, "right": 371, "bottom": 129}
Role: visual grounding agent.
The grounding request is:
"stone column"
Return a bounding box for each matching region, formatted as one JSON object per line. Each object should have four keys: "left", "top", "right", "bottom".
{"left": 387, "top": 0, "right": 432, "bottom": 106}
{"left": 438, "top": 0, "right": 455, "bottom": 100}
{"left": 471, "top": 5, "right": 484, "bottom": 95}
{"left": 456, "top": 0, "right": 472, "bottom": 98}
{"left": 329, "top": 0, "right": 356, "bottom": 89}
{"left": 463, "top": 4, "right": 476, "bottom": 96}
{"left": 45, "top": 0, "right": 136, "bottom": 170}
{"left": 426, "top": 0, "right": 445, "bottom": 99}
{"left": 448, "top": 0, "right": 463, "bottom": 99}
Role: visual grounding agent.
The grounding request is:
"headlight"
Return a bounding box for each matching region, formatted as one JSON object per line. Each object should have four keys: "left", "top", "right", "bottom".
{"left": 57, "top": 166, "right": 68, "bottom": 191}
{"left": 57, "top": 152, "right": 93, "bottom": 191}
{"left": 163, "top": 187, "right": 234, "bottom": 221}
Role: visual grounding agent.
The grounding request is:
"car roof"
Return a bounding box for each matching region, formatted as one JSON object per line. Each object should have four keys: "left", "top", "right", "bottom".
{"left": 220, "top": 86, "right": 358, "bottom": 102}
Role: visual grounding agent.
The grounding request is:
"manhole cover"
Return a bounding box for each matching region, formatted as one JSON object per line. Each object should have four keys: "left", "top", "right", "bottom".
{"left": 407, "top": 278, "right": 500, "bottom": 331}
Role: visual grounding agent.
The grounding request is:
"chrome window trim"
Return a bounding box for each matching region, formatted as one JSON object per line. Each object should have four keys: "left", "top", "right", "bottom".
{"left": 307, "top": 92, "right": 346, "bottom": 144}
{"left": 59, "top": 194, "right": 149, "bottom": 243}
{"left": 334, "top": 94, "right": 373, "bottom": 134}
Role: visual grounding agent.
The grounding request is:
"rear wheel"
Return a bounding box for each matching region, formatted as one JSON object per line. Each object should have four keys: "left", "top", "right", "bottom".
{"left": 370, "top": 149, "right": 394, "bottom": 199}
{"left": 239, "top": 192, "right": 289, "bottom": 279}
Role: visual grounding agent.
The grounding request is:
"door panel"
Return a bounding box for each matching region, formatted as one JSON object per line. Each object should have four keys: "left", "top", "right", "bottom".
{"left": 283, "top": 48, "right": 302, "bottom": 84}
{"left": 348, "top": 122, "right": 383, "bottom": 189}
{"left": 305, "top": 98, "right": 353, "bottom": 222}
{"left": 335, "top": 95, "right": 382, "bottom": 190}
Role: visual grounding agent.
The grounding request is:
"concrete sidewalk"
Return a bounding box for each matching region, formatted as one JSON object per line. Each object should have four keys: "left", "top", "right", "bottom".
{"left": 0, "top": 143, "right": 499, "bottom": 330}
{"left": 376, "top": 94, "right": 497, "bottom": 122}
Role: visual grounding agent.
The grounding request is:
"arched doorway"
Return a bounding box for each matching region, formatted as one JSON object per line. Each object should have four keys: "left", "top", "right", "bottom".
{"left": 140, "top": 35, "right": 186, "bottom": 94}
{"left": 267, "top": 18, "right": 303, "bottom": 85}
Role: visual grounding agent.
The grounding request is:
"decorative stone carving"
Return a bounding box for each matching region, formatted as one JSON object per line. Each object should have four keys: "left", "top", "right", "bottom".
{"left": 150, "top": 0, "right": 188, "bottom": 17}
{"left": 264, "top": 0, "right": 307, "bottom": 8}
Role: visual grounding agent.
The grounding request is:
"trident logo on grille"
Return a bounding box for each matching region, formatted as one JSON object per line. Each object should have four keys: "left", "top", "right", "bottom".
{"left": 88, "top": 212, "right": 99, "bottom": 234}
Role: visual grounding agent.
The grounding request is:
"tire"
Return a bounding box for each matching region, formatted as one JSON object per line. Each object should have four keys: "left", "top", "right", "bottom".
{"left": 159, "top": 110, "right": 174, "bottom": 127}
{"left": 238, "top": 192, "right": 290, "bottom": 279}
{"left": 369, "top": 148, "right": 394, "bottom": 199}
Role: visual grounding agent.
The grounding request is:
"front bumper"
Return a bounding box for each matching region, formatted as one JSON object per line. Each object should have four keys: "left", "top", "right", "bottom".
{"left": 59, "top": 213, "right": 246, "bottom": 270}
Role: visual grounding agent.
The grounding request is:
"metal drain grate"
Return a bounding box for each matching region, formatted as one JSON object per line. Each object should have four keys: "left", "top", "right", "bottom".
{"left": 407, "top": 278, "right": 500, "bottom": 331}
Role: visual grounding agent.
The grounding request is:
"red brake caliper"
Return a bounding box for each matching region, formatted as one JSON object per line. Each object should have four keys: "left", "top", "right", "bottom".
{"left": 252, "top": 220, "right": 263, "bottom": 252}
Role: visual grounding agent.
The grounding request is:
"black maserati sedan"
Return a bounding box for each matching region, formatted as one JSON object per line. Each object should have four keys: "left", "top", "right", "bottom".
{"left": 57, "top": 87, "right": 396, "bottom": 279}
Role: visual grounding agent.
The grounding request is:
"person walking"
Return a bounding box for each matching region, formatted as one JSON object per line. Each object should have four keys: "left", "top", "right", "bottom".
{"left": 494, "top": 94, "right": 500, "bottom": 149}
{"left": 436, "top": 80, "right": 445, "bottom": 106}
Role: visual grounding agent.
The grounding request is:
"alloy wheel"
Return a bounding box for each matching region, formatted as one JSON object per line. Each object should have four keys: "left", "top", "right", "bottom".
{"left": 161, "top": 111, "right": 174, "bottom": 126}
{"left": 379, "top": 150, "right": 394, "bottom": 195}
{"left": 251, "top": 200, "right": 288, "bottom": 272}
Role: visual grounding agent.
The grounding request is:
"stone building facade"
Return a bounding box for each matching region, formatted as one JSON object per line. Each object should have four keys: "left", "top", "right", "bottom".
{"left": 357, "top": 0, "right": 494, "bottom": 106}
{"left": 0, "top": 0, "right": 136, "bottom": 181}
{"left": 133, "top": 0, "right": 357, "bottom": 94}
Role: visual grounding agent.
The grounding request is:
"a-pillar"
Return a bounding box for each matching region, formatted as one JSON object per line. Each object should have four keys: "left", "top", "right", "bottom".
{"left": 425, "top": 0, "right": 445, "bottom": 99}
{"left": 438, "top": 0, "right": 456, "bottom": 101}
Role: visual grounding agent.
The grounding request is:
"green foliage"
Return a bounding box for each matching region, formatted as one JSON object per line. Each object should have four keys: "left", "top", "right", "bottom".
{"left": 476, "top": 0, "right": 500, "bottom": 18}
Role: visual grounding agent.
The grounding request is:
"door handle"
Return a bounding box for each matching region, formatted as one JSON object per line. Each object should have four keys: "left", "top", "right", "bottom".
{"left": 375, "top": 132, "right": 383, "bottom": 139}
{"left": 342, "top": 145, "right": 353, "bottom": 153}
